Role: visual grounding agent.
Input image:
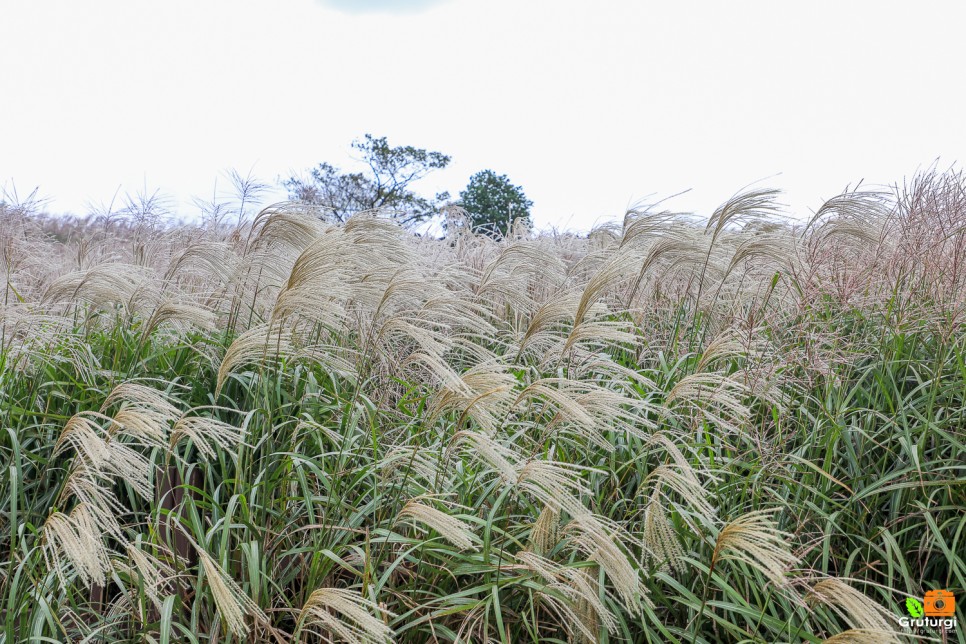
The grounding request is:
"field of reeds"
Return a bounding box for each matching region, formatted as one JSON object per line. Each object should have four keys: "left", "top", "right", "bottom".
{"left": 0, "top": 171, "right": 964, "bottom": 643}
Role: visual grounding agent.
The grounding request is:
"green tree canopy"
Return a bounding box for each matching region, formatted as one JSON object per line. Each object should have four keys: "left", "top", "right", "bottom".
{"left": 284, "top": 134, "right": 451, "bottom": 225}
{"left": 458, "top": 170, "right": 533, "bottom": 237}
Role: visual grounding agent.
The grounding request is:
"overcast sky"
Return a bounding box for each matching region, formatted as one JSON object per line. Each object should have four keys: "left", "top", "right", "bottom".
{"left": 3, "top": 0, "right": 964, "bottom": 230}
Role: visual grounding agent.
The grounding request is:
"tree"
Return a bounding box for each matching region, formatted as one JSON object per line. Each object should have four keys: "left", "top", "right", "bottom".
{"left": 458, "top": 170, "right": 533, "bottom": 237}
{"left": 284, "top": 134, "right": 451, "bottom": 225}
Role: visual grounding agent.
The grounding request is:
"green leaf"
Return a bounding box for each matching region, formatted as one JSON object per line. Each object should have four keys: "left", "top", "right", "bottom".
{"left": 906, "top": 597, "right": 924, "bottom": 618}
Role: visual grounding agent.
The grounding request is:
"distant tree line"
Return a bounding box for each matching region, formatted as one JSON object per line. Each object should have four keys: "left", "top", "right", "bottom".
{"left": 284, "top": 134, "right": 531, "bottom": 236}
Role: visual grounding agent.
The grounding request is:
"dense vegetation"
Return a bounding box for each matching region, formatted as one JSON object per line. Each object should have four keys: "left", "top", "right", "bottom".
{"left": 283, "top": 134, "right": 453, "bottom": 226}
{"left": 283, "top": 133, "right": 532, "bottom": 235}
{"left": 457, "top": 170, "right": 533, "bottom": 236}
{"left": 0, "top": 171, "right": 963, "bottom": 643}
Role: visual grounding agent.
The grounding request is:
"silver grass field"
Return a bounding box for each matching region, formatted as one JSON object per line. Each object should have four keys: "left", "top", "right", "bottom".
{"left": 0, "top": 171, "right": 964, "bottom": 643}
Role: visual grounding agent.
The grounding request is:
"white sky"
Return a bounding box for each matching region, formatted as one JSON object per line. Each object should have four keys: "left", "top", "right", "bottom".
{"left": 3, "top": 0, "right": 964, "bottom": 230}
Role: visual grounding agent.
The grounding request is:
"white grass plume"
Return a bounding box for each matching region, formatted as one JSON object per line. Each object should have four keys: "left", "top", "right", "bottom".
{"left": 806, "top": 578, "right": 902, "bottom": 638}
{"left": 397, "top": 499, "right": 478, "bottom": 551}
{"left": 516, "top": 551, "right": 615, "bottom": 642}
{"left": 514, "top": 291, "right": 582, "bottom": 361}
{"left": 164, "top": 240, "right": 239, "bottom": 285}
{"left": 426, "top": 360, "right": 516, "bottom": 433}
{"left": 712, "top": 509, "right": 798, "bottom": 587}
{"left": 297, "top": 586, "right": 395, "bottom": 644}
{"left": 56, "top": 469, "right": 127, "bottom": 562}
{"left": 55, "top": 412, "right": 153, "bottom": 500}
{"left": 116, "top": 544, "right": 176, "bottom": 613}
{"left": 563, "top": 513, "right": 648, "bottom": 616}
{"left": 643, "top": 464, "right": 717, "bottom": 525}
{"left": 642, "top": 485, "right": 684, "bottom": 573}
{"left": 529, "top": 504, "right": 561, "bottom": 556}
{"left": 820, "top": 629, "right": 903, "bottom": 644}
{"left": 42, "top": 502, "right": 117, "bottom": 588}
{"left": 102, "top": 382, "right": 183, "bottom": 448}
{"left": 196, "top": 547, "right": 267, "bottom": 638}
{"left": 515, "top": 377, "right": 654, "bottom": 449}
{"left": 641, "top": 434, "right": 717, "bottom": 571}
{"left": 169, "top": 413, "right": 244, "bottom": 461}
{"left": 706, "top": 188, "right": 782, "bottom": 242}
{"left": 666, "top": 371, "right": 752, "bottom": 435}
{"left": 449, "top": 430, "right": 518, "bottom": 484}
{"left": 515, "top": 458, "right": 596, "bottom": 518}
{"left": 216, "top": 323, "right": 294, "bottom": 396}
{"left": 140, "top": 300, "right": 216, "bottom": 339}
{"left": 54, "top": 413, "right": 113, "bottom": 469}
{"left": 42, "top": 263, "right": 158, "bottom": 315}
{"left": 378, "top": 445, "right": 441, "bottom": 489}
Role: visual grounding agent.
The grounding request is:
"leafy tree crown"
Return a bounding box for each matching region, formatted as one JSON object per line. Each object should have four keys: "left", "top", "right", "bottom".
{"left": 458, "top": 170, "right": 533, "bottom": 237}
{"left": 284, "top": 134, "right": 451, "bottom": 225}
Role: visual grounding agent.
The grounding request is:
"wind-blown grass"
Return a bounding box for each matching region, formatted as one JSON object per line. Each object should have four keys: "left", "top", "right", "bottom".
{"left": 0, "top": 171, "right": 963, "bottom": 642}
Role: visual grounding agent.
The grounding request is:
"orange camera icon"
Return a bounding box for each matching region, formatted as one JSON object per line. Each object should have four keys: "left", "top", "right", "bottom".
{"left": 924, "top": 589, "right": 955, "bottom": 617}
